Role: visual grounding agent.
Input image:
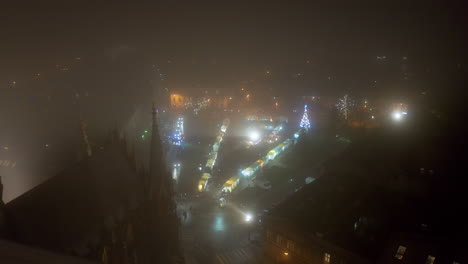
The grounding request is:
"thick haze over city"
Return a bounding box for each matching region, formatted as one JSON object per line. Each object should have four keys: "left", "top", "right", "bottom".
{"left": 1, "top": 1, "right": 467, "bottom": 264}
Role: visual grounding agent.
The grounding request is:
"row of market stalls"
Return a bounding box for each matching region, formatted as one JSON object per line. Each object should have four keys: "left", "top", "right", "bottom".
{"left": 198, "top": 118, "right": 230, "bottom": 192}
{"left": 265, "top": 123, "right": 284, "bottom": 143}
{"left": 222, "top": 128, "right": 304, "bottom": 193}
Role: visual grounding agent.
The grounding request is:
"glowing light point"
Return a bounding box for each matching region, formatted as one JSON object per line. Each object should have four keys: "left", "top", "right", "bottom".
{"left": 244, "top": 213, "right": 253, "bottom": 222}
{"left": 249, "top": 131, "right": 260, "bottom": 141}
{"left": 392, "top": 112, "right": 402, "bottom": 120}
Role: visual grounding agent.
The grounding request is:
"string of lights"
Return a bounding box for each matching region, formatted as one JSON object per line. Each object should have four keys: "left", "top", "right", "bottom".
{"left": 299, "top": 105, "right": 311, "bottom": 130}
{"left": 172, "top": 117, "right": 184, "bottom": 146}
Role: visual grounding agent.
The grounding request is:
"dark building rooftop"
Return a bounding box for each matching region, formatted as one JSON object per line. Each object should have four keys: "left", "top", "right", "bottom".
{"left": 4, "top": 143, "right": 143, "bottom": 254}
{"left": 267, "top": 173, "right": 428, "bottom": 261}
{"left": 0, "top": 239, "right": 97, "bottom": 264}
{"left": 264, "top": 125, "right": 468, "bottom": 263}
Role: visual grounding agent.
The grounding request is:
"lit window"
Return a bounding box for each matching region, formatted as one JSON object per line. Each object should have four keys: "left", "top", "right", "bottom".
{"left": 266, "top": 231, "right": 273, "bottom": 240}
{"left": 276, "top": 235, "right": 283, "bottom": 245}
{"left": 286, "top": 240, "right": 295, "bottom": 251}
{"left": 324, "top": 252, "right": 331, "bottom": 264}
{"left": 394, "top": 245, "right": 406, "bottom": 260}
{"left": 426, "top": 255, "right": 436, "bottom": 264}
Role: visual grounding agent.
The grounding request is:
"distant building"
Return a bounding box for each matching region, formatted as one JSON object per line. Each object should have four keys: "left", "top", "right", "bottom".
{"left": 207, "top": 95, "right": 230, "bottom": 109}
{"left": 170, "top": 94, "right": 191, "bottom": 109}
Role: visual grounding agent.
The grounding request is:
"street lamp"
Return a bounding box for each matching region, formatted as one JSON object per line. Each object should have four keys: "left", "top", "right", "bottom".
{"left": 244, "top": 213, "right": 254, "bottom": 241}
{"left": 244, "top": 213, "right": 253, "bottom": 222}
{"left": 392, "top": 112, "right": 402, "bottom": 121}
{"left": 248, "top": 131, "right": 260, "bottom": 142}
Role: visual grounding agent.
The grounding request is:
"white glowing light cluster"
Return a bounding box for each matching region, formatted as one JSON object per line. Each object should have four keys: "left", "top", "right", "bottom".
{"left": 392, "top": 111, "right": 407, "bottom": 121}
{"left": 193, "top": 97, "right": 210, "bottom": 114}
{"left": 299, "top": 105, "right": 311, "bottom": 129}
{"left": 337, "top": 95, "right": 348, "bottom": 120}
{"left": 337, "top": 94, "right": 356, "bottom": 120}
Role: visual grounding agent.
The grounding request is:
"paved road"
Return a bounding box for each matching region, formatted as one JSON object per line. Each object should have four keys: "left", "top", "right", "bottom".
{"left": 174, "top": 120, "right": 350, "bottom": 264}
{"left": 177, "top": 196, "right": 262, "bottom": 264}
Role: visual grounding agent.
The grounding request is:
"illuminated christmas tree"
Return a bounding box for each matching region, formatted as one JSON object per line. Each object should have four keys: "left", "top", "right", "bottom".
{"left": 300, "top": 105, "right": 311, "bottom": 130}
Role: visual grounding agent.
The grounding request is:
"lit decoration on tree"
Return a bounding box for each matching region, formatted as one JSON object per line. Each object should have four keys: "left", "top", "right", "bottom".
{"left": 337, "top": 94, "right": 349, "bottom": 120}
{"left": 299, "top": 105, "right": 311, "bottom": 130}
{"left": 337, "top": 94, "right": 356, "bottom": 120}
{"left": 172, "top": 117, "right": 184, "bottom": 146}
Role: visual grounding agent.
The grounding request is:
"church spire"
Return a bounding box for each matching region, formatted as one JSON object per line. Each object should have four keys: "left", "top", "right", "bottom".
{"left": 149, "top": 103, "right": 163, "bottom": 200}
{"left": 80, "top": 116, "right": 92, "bottom": 157}
{"left": 0, "top": 176, "right": 3, "bottom": 204}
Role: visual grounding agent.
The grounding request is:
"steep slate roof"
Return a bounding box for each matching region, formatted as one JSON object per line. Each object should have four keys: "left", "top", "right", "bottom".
{"left": 0, "top": 239, "right": 98, "bottom": 264}
{"left": 5, "top": 144, "right": 143, "bottom": 253}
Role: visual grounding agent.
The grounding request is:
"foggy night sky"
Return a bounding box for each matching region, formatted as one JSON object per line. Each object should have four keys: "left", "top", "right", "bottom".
{"left": 1, "top": 1, "right": 466, "bottom": 77}
{"left": 0, "top": 1, "right": 467, "bottom": 201}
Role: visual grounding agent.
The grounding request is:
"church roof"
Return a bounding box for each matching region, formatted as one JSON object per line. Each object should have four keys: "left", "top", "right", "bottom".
{"left": 0, "top": 239, "right": 97, "bottom": 264}
{"left": 4, "top": 144, "right": 143, "bottom": 253}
